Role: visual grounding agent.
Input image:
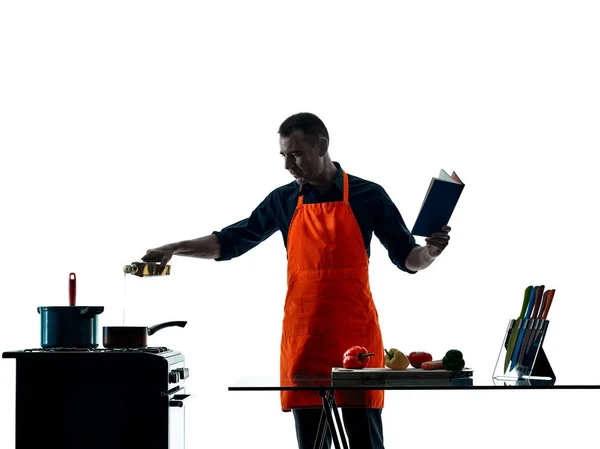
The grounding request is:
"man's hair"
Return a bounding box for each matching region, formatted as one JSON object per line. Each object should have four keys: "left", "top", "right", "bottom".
{"left": 278, "top": 112, "right": 329, "bottom": 146}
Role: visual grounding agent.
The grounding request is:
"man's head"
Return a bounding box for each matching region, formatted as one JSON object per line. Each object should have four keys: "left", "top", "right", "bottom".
{"left": 278, "top": 112, "right": 330, "bottom": 185}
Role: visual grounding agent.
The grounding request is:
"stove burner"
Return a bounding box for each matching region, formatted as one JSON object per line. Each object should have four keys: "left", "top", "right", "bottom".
{"left": 24, "top": 347, "right": 171, "bottom": 354}
{"left": 94, "top": 346, "right": 170, "bottom": 354}
{"left": 102, "top": 347, "right": 170, "bottom": 353}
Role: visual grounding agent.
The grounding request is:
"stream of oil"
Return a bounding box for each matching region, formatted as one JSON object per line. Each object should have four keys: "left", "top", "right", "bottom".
{"left": 123, "top": 272, "right": 127, "bottom": 326}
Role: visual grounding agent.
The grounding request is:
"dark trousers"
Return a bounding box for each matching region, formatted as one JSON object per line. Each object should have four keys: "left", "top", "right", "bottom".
{"left": 292, "top": 408, "right": 384, "bottom": 449}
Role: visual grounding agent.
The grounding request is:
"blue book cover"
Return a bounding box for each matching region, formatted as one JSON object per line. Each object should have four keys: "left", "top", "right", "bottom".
{"left": 411, "top": 169, "right": 464, "bottom": 237}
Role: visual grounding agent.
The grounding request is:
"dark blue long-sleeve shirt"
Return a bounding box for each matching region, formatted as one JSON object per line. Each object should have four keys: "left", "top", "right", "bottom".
{"left": 213, "top": 162, "right": 419, "bottom": 273}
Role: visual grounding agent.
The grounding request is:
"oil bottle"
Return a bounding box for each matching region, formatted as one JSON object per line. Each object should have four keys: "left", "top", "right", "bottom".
{"left": 123, "top": 262, "right": 171, "bottom": 277}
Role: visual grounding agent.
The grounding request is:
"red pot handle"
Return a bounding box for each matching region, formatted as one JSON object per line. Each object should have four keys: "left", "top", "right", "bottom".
{"left": 69, "top": 272, "right": 76, "bottom": 306}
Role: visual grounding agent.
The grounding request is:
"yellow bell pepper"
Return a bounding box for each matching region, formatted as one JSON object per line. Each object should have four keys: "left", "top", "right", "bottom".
{"left": 384, "top": 348, "right": 409, "bottom": 370}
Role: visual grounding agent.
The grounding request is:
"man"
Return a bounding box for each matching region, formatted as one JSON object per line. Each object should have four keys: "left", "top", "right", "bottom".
{"left": 141, "top": 112, "right": 451, "bottom": 449}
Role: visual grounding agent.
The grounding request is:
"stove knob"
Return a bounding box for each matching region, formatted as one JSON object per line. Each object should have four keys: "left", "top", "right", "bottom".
{"left": 176, "top": 368, "right": 189, "bottom": 379}
{"left": 169, "top": 370, "right": 180, "bottom": 384}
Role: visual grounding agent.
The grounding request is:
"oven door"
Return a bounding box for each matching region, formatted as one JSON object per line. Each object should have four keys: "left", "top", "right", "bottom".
{"left": 169, "top": 390, "right": 192, "bottom": 449}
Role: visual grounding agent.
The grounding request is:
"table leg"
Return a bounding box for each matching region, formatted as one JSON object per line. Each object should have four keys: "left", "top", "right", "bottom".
{"left": 314, "top": 390, "right": 350, "bottom": 449}
{"left": 319, "top": 390, "right": 341, "bottom": 449}
{"left": 328, "top": 393, "right": 349, "bottom": 449}
{"left": 313, "top": 406, "right": 329, "bottom": 449}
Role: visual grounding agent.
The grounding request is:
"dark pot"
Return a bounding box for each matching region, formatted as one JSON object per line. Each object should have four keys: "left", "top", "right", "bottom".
{"left": 37, "top": 306, "right": 105, "bottom": 349}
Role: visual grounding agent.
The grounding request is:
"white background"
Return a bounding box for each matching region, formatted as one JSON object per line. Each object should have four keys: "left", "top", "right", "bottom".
{"left": 1, "top": 1, "right": 599, "bottom": 448}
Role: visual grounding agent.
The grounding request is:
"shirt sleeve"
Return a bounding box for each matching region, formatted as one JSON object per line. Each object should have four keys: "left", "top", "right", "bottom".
{"left": 212, "top": 189, "right": 280, "bottom": 261}
{"left": 372, "top": 185, "right": 420, "bottom": 274}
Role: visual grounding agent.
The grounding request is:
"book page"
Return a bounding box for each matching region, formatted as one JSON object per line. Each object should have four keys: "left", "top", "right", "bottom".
{"left": 451, "top": 171, "right": 463, "bottom": 185}
{"left": 437, "top": 169, "right": 459, "bottom": 184}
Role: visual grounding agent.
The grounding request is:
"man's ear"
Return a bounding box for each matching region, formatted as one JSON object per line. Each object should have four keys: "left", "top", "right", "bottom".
{"left": 317, "top": 136, "right": 329, "bottom": 157}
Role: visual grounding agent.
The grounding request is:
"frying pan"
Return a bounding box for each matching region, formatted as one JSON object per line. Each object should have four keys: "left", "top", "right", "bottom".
{"left": 102, "top": 321, "right": 187, "bottom": 348}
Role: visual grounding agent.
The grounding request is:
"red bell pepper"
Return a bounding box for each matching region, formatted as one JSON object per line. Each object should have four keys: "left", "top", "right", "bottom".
{"left": 342, "top": 345, "right": 374, "bottom": 369}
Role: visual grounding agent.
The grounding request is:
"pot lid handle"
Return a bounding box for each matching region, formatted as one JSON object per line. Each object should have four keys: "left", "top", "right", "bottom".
{"left": 69, "top": 273, "right": 76, "bottom": 306}
{"left": 80, "top": 306, "right": 105, "bottom": 317}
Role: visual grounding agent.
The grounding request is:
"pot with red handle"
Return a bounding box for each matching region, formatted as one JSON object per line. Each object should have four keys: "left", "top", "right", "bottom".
{"left": 37, "top": 273, "right": 104, "bottom": 349}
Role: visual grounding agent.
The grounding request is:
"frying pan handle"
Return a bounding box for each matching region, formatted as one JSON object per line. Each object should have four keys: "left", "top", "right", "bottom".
{"left": 147, "top": 321, "right": 187, "bottom": 335}
{"left": 69, "top": 273, "right": 77, "bottom": 306}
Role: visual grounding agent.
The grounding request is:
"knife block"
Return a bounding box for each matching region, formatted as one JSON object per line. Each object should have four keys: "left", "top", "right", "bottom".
{"left": 493, "top": 318, "right": 555, "bottom": 380}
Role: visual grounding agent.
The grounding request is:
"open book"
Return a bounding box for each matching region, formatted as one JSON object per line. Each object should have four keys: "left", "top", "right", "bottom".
{"left": 411, "top": 169, "right": 464, "bottom": 237}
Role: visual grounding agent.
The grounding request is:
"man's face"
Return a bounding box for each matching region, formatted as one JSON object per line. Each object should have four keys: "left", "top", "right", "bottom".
{"left": 279, "top": 130, "right": 324, "bottom": 185}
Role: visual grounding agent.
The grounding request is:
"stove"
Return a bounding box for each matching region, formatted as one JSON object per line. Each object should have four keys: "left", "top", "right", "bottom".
{"left": 2, "top": 347, "right": 191, "bottom": 449}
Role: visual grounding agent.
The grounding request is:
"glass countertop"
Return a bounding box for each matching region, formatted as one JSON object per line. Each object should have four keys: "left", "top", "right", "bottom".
{"left": 229, "top": 372, "right": 600, "bottom": 390}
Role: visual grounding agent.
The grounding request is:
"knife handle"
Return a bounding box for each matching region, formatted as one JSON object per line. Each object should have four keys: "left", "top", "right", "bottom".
{"left": 524, "top": 286, "right": 538, "bottom": 318}
{"left": 541, "top": 289, "right": 555, "bottom": 320}
{"left": 531, "top": 294, "right": 542, "bottom": 319}
{"left": 534, "top": 285, "right": 545, "bottom": 306}
{"left": 537, "top": 291, "right": 549, "bottom": 318}
{"left": 519, "top": 286, "right": 533, "bottom": 318}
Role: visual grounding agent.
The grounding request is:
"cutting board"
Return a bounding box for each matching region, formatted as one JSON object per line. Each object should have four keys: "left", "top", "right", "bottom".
{"left": 331, "top": 367, "right": 473, "bottom": 387}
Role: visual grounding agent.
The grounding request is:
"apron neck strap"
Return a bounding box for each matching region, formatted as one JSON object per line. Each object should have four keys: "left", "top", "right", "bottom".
{"left": 342, "top": 170, "right": 349, "bottom": 203}
{"left": 296, "top": 170, "right": 349, "bottom": 205}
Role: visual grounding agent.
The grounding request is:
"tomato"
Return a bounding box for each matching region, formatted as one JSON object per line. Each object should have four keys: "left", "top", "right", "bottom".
{"left": 408, "top": 351, "right": 433, "bottom": 368}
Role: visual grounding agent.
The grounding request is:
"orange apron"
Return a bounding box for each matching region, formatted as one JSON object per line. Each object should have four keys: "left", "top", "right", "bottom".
{"left": 280, "top": 170, "right": 385, "bottom": 411}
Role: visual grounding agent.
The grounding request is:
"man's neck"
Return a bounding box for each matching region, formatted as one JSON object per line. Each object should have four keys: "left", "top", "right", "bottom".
{"left": 309, "top": 162, "right": 338, "bottom": 193}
